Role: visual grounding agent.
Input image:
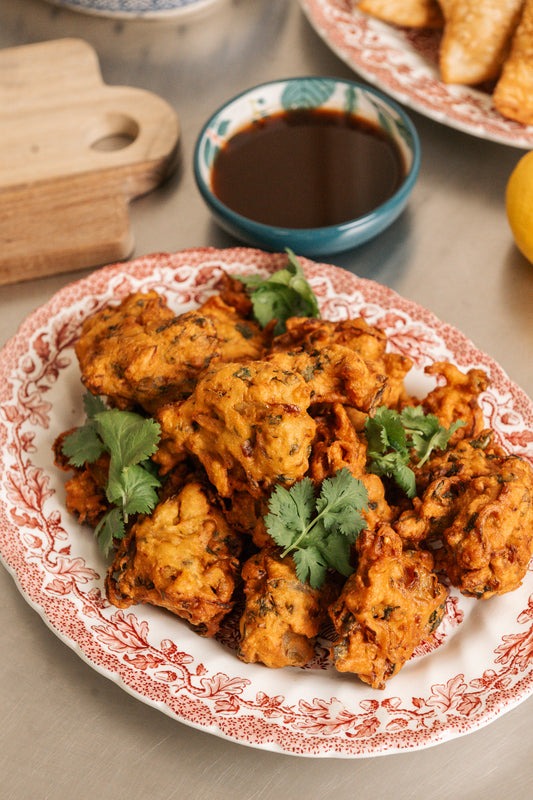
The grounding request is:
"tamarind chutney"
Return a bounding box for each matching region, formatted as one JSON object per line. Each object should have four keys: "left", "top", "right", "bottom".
{"left": 210, "top": 108, "right": 406, "bottom": 229}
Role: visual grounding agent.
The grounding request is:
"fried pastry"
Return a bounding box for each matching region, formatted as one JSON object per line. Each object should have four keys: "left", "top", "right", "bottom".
{"left": 155, "top": 358, "right": 317, "bottom": 497}
{"left": 421, "top": 361, "right": 489, "bottom": 443}
{"left": 493, "top": 0, "right": 533, "bottom": 124}
{"left": 395, "top": 437, "right": 533, "bottom": 597}
{"left": 438, "top": 0, "right": 525, "bottom": 85}
{"left": 105, "top": 482, "right": 242, "bottom": 636}
{"left": 329, "top": 526, "right": 447, "bottom": 688}
{"left": 357, "top": 0, "right": 444, "bottom": 28}
{"left": 155, "top": 347, "right": 385, "bottom": 497}
{"left": 75, "top": 289, "right": 266, "bottom": 414}
{"left": 238, "top": 547, "right": 332, "bottom": 668}
{"left": 271, "top": 315, "right": 412, "bottom": 409}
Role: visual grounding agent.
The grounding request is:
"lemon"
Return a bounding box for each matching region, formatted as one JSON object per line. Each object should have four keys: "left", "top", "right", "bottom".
{"left": 506, "top": 150, "right": 533, "bottom": 264}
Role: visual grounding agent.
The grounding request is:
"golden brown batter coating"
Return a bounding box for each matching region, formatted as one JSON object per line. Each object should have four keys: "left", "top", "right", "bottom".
{"left": 105, "top": 482, "right": 242, "bottom": 636}
{"left": 155, "top": 358, "right": 317, "bottom": 497}
{"left": 271, "top": 316, "right": 412, "bottom": 409}
{"left": 438, "top": 0, "right": 524, "bottom": 85}
{"left": 197, "top": 294, "right": 267, "bottom": 363}
{"left": 214, "top": 270, "right": 255, "bottom": 319}
{"left": 155, "top": 346, "right": 385, "bottom": 498}
{"left": 357, "top": 0, "right": 444, "bottom": 28}
{"left": 494, "top": 0, "right": 533, "bottom": 125}
{"left": 267, "top": 345, "right": 387, "bottom": 412}
{"left": 421, "top": 362, "right": 489, "bottom": 444}
{"left": 220, "top": 491, "right": 273, "bottom": 548}
{"left": 434, "top": 454, "right": 533, "bottom": 598}
{"left": 394, "top": 434, "right": 507, "bottom": 545}
{"left": 75, "top": 290, "right": 266, "bottom": 414}
{"left": 413, "top": 430, "right": 507, "bottom": 492}
{"left": 395, "top": 437, "right": 533, "bottom": 597}
{"left": 329, "top": 526, "right": 447, "bottom": 688}
{"left": 238, "top": 547, "right": 331, "bottom": 668}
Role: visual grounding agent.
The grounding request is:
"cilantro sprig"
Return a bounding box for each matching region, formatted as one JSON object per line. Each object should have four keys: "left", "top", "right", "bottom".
{"left": 265, "top": 468, "right": 368, "bottom": 588}
{"left": 364, "top": 405, "right": 465, "bottom": 498}
{"left": 62, "top": 393, "right": 162, "bottom": 556}
{"left": 235, "top": 248, "right": 321, "bottom": 335}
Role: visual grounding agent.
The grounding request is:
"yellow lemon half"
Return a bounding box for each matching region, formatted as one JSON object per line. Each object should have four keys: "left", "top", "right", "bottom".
{"left": 506, "top": 150, "right": 533, "bottom": 264}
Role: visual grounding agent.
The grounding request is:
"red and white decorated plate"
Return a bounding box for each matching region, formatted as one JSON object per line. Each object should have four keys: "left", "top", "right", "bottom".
{"left": 1, "top": 248, "right": 533, "bottom": 758}
{"left": 299, "top": 0, "right": 533, "bottom": 149}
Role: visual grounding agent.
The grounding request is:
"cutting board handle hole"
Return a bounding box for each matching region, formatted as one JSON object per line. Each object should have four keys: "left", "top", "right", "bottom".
{"left": 89, "top": 112, "right": 139, "bottom": 152}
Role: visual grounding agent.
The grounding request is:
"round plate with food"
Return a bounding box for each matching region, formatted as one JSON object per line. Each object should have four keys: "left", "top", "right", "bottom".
{"left": 1, "top": 247, "right": 532, "bottom": 757}
{"left": 299, "top": 0, "right": 533, "bottom": 148}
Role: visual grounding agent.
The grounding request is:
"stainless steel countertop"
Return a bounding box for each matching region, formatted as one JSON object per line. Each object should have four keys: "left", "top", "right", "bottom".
{"left": 1, "top": 1, "right": 533, "bottom": 797}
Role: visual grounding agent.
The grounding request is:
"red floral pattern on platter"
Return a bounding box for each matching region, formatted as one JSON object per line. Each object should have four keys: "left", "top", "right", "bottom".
{"left": 1, "top": 248, "right": 533, "bottom": 758}
{"left": 299, "top": 0, "right": 533, "bottom": 148}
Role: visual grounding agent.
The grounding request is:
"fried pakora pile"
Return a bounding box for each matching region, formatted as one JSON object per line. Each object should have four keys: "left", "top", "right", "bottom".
{"left": 54, "top": 269, "right": 533, "bottom": 688}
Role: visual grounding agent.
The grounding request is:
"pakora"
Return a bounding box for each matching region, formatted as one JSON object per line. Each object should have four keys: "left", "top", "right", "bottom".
{"left": 154, "top": 347, "right": 385, "bottom": 498}
{"left": 105, "top": 482, "right": 242, "bottom": 636}
{"left": 329, "top": 526, "right": 447, "bottom": 688}
{"left": 155, "top": 358, "right": 317, "bottom": 497}
{"left": 271, "top": 315, "right": 413, "bottom": 409}
{"left": 238, "top": 546, "right": 333, "bottom": 668}
{"left": 75, "top": 290, "right": 266, "bottom": 414}
{"left": 394, "top": 434, "right": 533, "bottom": 597}
{"left": 421, "top": 362, "right": 489, "bottom": 443}
{"left": 309, "top": 403, "right": 394, "bottom": 533}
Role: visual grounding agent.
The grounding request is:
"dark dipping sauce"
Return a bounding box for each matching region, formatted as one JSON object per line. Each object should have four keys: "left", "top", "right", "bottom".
{"left": 211, "top": 108, "right": 406, "bottom": 229}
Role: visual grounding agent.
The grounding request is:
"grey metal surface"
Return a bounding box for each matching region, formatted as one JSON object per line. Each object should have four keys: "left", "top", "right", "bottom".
{"left": 1, "top": 1, "right": 532, "bottom": 797}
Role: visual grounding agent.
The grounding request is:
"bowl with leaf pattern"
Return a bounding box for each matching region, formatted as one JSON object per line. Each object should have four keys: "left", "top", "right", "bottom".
{"left": 42, "top": 0, "right": 223, "bottom": 18}
{"left": 193, "top": 77, "right": 420, "bottom": 257}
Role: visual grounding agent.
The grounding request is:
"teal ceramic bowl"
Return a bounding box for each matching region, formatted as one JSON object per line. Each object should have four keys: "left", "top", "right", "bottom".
{"left": 193, "top": 77, "right": 420, "bottom": 257}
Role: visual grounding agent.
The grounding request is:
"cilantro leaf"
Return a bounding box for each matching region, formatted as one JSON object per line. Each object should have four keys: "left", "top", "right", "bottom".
{"left": 265, "top": 467, "right": 368, "bottom": 588}
{"left": 233, "top": 248, "right": 321, "bottom": 335}
{"left": 400, "top": 406, "right": 465, "bottom": 467}
{"left": 106, "top": 463, "right": 161, "bottom": 517}
{"left": 365, "top": 407, "right": 406, "bottom": 455}
{"left": 62, "top": 393, "right": 162, "bottom": 557}
{"left": 293, "top": 547, "right": 327, "bottom": 589}
{"left": 61, "top": 423, "right": 105, "bottom": 467}
{"left": 316, "top": 468, "right": 368, "bottom": 537}
{"left": 264, "top": 478, "right": 315, "bottom": 547}
{"left": 316, "top": 528, "right": 354, "bottom": 578}
{"left": 391, "top": 463, "right": 417, "bottom": 498}
{"left": 83, "top": 392, "right": 108, "bottom": 419}
{"left": 364, "top": 405, "right": 464, "bottom": 497}
{"left": 95, "top": 410, "right": 161, "bottom": 469}
{"left": 94, "top": 507, "right": 125, "bottom": 558}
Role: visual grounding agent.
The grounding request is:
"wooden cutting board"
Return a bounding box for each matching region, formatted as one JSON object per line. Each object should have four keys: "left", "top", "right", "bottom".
{"left": 0, "top": 38, "right": 181, "bottom": 286}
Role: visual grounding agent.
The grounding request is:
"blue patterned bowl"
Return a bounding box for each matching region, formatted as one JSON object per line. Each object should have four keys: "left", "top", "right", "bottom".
{"left": 43, "top": 0, "right": 221, "bottom": 18}
{"left": 193, "top": 77, "right": 420, "bottom": 257}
